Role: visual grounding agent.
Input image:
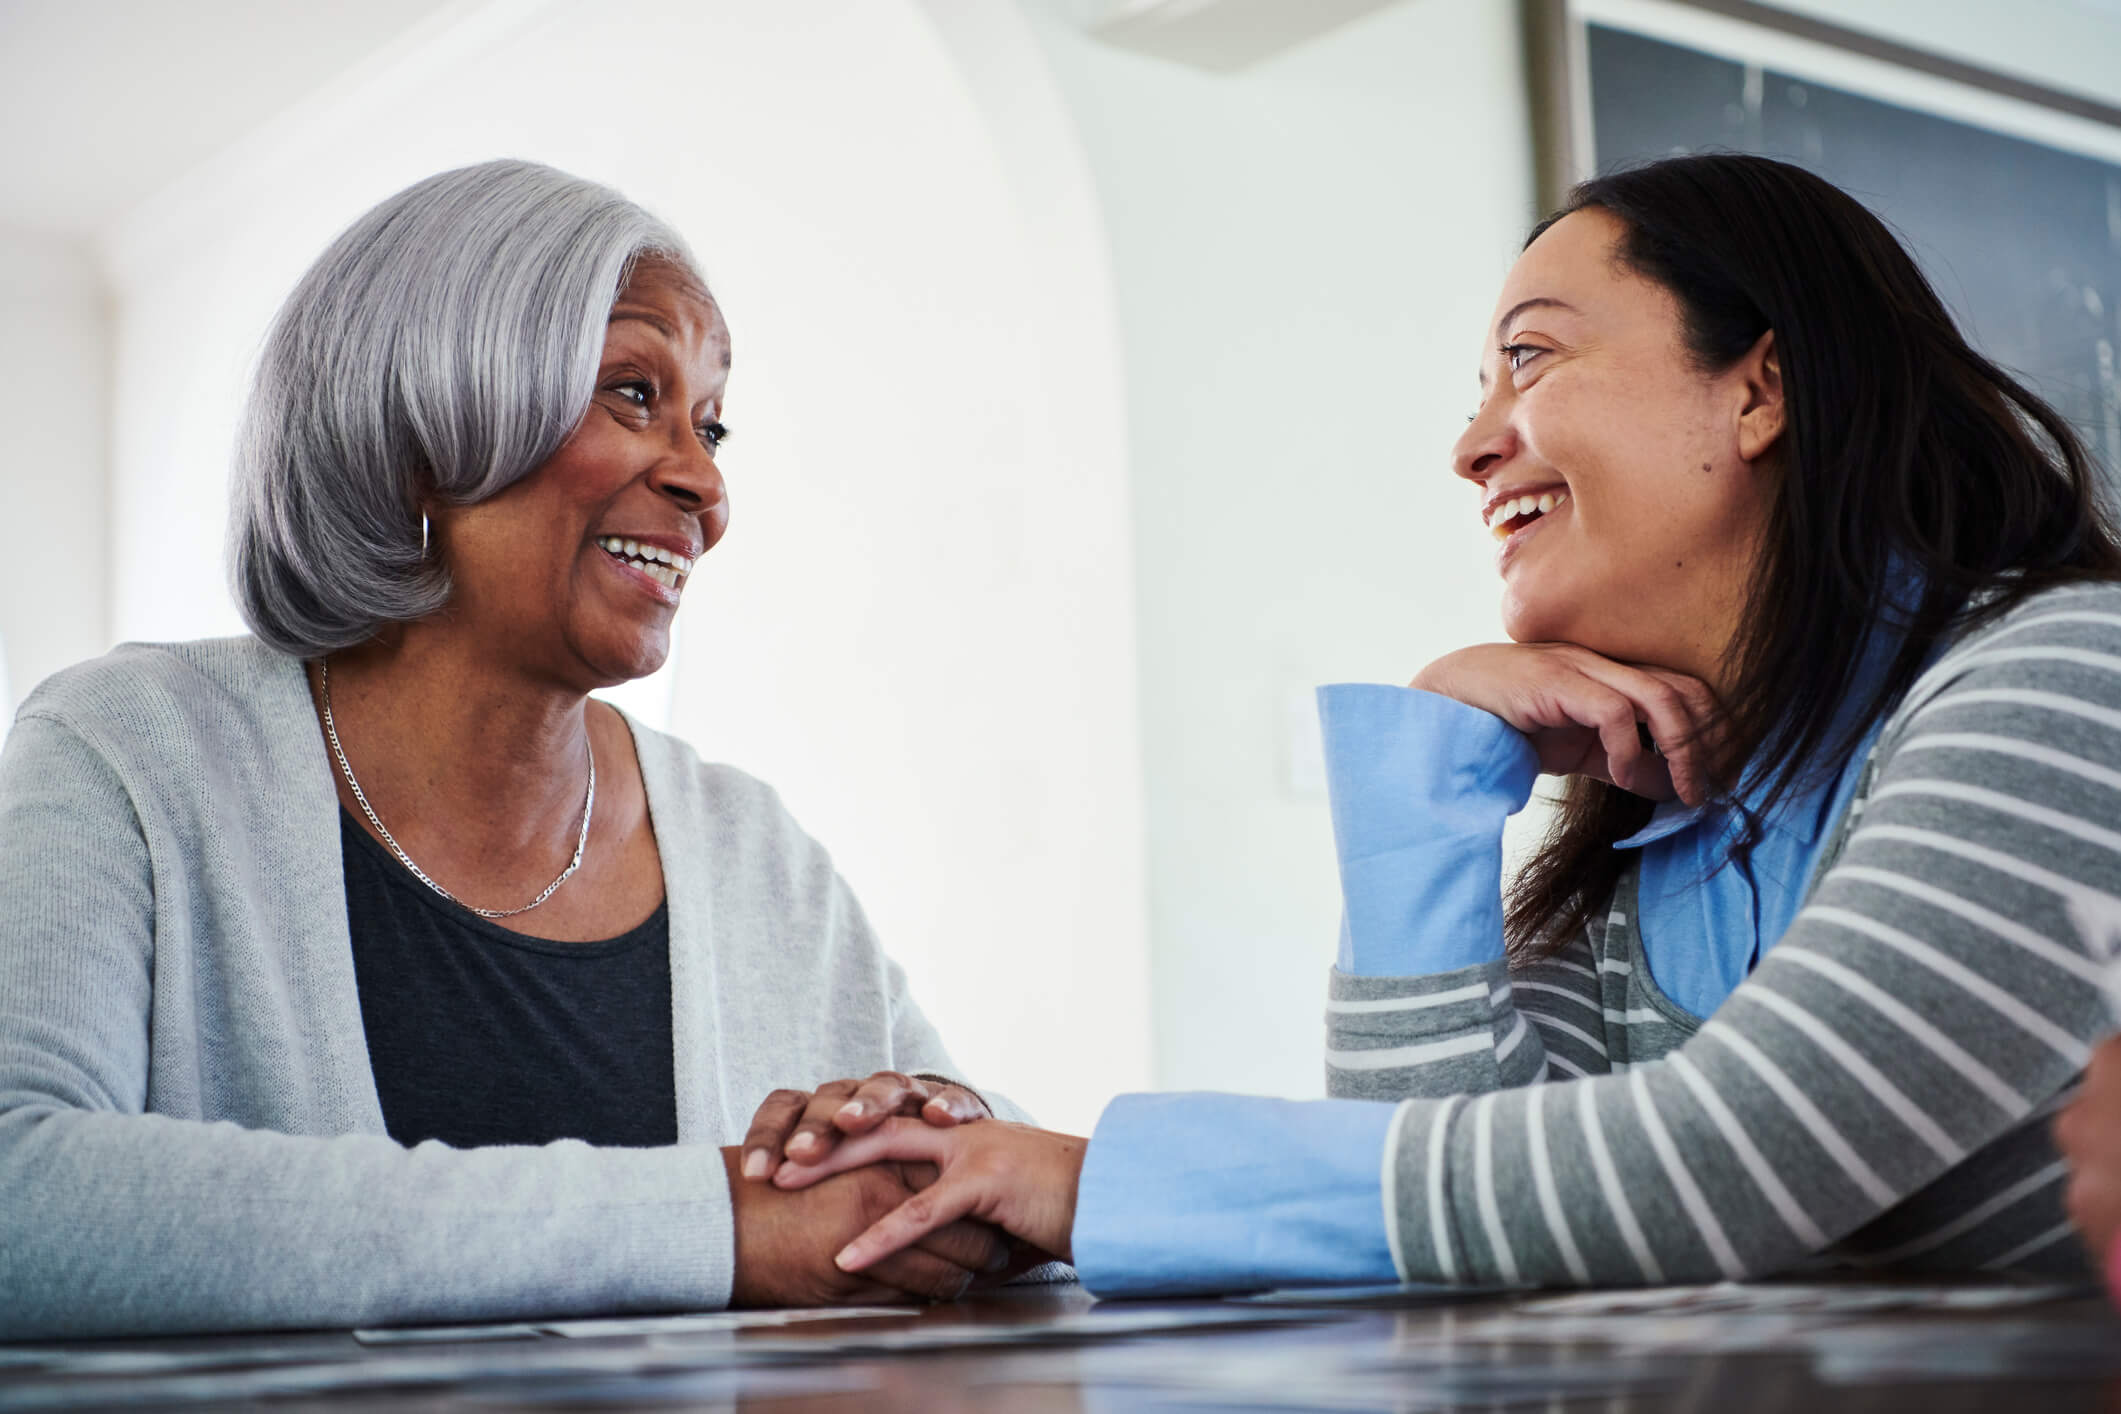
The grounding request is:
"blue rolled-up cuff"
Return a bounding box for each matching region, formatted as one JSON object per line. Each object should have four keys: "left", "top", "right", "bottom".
{"left": 1072, "top": 1092, "right": 1400, "bottom": 1299}
{"left": 1317, "top": 685, "right": 1539, "bottom": 975}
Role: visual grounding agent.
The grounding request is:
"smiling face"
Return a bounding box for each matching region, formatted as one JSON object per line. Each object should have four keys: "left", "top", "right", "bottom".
{"left": 1454, "top": 207, "right": 1783, "bottom": 687}
{"left": 430, "top": 257, "right": 732, "bottom": 689}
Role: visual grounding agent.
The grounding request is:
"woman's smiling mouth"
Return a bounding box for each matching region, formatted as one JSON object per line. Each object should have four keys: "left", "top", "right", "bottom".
{"left": 596, "top": 535, "right": 693, "bottom": 594}
{"left": 1483, "top": 487, "right": 1570, "bottom": 540}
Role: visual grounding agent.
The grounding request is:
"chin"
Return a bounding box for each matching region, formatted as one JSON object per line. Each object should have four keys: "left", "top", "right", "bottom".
{"left": 1499, "top": 586, "right": 1571, "bottom": 646}
{"left": 575, "top": 630, "right": 672, "bottom": 690}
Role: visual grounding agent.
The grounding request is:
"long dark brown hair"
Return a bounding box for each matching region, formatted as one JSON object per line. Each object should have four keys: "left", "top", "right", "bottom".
{"left": 1504, "top": 153, "right": 2121, "bottom": 963}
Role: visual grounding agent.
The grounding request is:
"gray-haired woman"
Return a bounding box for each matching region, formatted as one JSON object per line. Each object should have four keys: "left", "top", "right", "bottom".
{"left": 0, "top": 160, "right": 1024, "bottom": 1339}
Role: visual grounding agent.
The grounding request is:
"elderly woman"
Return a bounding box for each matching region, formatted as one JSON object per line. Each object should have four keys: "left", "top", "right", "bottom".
{"left": 0, "top": 160, "right": 1027, "bottom": 1339}
{"left": 762, "top": 153, "right": 2121, "bottom": 1294}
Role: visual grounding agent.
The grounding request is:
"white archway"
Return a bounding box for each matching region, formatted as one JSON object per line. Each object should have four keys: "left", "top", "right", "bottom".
{"left": 98, "top": 0, "right": 1149, "bottom": 1131}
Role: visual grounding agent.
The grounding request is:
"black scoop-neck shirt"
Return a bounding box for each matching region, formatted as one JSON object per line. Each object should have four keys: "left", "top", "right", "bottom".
{"left": 340, "top": 808, "right": 678, "bottom": 1150}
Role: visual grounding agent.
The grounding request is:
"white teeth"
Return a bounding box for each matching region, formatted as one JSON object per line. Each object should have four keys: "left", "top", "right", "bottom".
{"left": 1484, "top": 489, "right": 1568, "bottom": 539}
{"left": 597, "top": 537, "right": 696, "bottom": 572}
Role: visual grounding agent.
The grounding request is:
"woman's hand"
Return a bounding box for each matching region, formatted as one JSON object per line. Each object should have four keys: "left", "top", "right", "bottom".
{"left": 1411, "top": 642, "right": 1721, "bottom": 806}
{"left": 721, "top": 1147, "right": 1009, "bottom": 1306}
{"left": 2056, "top": 1037, "right": 2121, "bottom": 1263}
{"left": 739, "top": 1072, "right": 989, "bottom": 1181}
{"left": 771, "top": 1118, "right": 1085, "bottom": 1274}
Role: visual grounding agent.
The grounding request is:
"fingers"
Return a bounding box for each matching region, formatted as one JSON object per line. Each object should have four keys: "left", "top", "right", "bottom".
{"left": 776, "top": 1117, "right": 953, "bottom": 1190}
{"left": 863, "top": 1244, "right": 979, "bottom": 1303}
{"left": 1564, "top": 653, "right": 1719, "bottom": 806}
{"left": 740, "top": 1089, "right": 812, "bottom": 1181}
{"left": 920, "top": 1086, "right": 987, "bottom": 1127}
{"left": 1630, "top": 665, "right": 1722, "bottom": 806}
{"left": 1427, "top": 643, "right": 1721, "bottom": 805}
{"left": 913, "top": 1217, "right": 1009, "bottom": 1274}
{"left": 836, "top": 1176, "right": 982, "bottom": 1274}
{"left": 1581, "top": 681, "right": 1671, "bottom": 803}
{"left": 832, "top": 1072, "right": 934, "bottom": 1137}
{"left": 779, "top": 1079, "right": 861, "bottom": 1168}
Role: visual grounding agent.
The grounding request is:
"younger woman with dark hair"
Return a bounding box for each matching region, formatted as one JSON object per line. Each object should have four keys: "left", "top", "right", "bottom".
{"left": 752, "top": 152, "right": 2121, "bottom": 1293}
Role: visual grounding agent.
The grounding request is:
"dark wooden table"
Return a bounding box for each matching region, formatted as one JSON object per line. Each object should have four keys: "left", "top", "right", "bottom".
{"left": 6, "top": 1282, "right": 2121, "bottom": 1410}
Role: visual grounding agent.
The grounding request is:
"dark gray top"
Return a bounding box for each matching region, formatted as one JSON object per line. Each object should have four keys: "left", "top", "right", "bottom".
{"left": 341, "top": 810, "right": 677, "bottom": 1151}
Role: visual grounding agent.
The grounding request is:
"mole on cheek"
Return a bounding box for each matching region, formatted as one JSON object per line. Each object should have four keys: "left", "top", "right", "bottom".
{"left": 1701, "top": 462, "right": 1712, "bottom": 473}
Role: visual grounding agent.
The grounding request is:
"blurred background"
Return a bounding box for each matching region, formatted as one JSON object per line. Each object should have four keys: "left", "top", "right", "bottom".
{"left": 1, "top": 0, "right": 2117, "bottom": 1134}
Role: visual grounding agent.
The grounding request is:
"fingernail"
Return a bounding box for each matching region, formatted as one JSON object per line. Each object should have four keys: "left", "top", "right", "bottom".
{"left": 791, "top": 1132, "right": 817, "bottom": 1152}
{"left": 742, "top": 1150, "right": 769, "bottom": 1180}
{"left": 841, "top": 1101, "right": 866, "bottom": 1119}
{"left": 834, "top": 1245, "right": 860, "bottom": 1271}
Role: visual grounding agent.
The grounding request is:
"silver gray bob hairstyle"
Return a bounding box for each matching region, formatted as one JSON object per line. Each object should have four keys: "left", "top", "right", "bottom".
{"left": 230, "top": 159, "right": 705, "bottom": 659}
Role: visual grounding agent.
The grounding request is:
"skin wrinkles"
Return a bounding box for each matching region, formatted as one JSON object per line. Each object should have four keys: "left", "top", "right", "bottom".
{"left": 442, "top": 257, "right": 733, "bottom": 693}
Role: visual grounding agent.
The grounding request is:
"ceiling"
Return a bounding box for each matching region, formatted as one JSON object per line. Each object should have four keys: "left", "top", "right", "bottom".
{"left": 5, "top": 0, "right": 2119, "bottom": 241}
{"left": 0, "top": 0, "right": 455, "bottom": 235}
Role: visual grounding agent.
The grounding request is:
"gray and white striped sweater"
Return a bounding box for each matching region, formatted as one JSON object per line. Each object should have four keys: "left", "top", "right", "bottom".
{"left": 1327, "top": 581, "right": 2121, "bottom": 1285}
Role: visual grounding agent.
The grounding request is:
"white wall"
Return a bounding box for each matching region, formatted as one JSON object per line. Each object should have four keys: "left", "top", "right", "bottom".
{"left": 1019, "top": 0, "right": 1540, "bottom": 1096}
{"left": 0, "top": 230, "right": 109, "bottom": 715}
{"left": 29, "top": 0, "right": 2117, "bottom": 1122}
{"left": 92, "top": 0, "right": 1149, "bottom": 1135}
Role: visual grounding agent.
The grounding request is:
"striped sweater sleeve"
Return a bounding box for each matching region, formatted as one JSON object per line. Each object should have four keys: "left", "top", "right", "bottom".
{"left": 1374, "top": 587, "right": 2121, "bottom": 1285}
{"left": 1327, "top": 922, "right": 1616, "bottom": 1097}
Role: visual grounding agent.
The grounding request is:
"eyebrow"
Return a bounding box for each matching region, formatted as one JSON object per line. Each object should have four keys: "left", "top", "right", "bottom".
{"left": 1477, "top": 296, "right": 1581, "bottom": 390}
{"left": 1496, "top": 296, "right": 1578, "bottom": 340}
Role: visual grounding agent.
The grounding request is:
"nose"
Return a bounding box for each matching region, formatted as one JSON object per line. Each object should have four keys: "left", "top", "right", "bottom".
{"left": 1452, "top": 396, "right": 1516, "bottom": 486}
{"left": 649, "top": 424, "right": 728, "bottom": 530}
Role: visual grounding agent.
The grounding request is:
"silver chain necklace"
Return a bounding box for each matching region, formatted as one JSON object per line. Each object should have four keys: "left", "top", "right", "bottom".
{"left": 319, "top": 659, "right": 595, "bottom": 919}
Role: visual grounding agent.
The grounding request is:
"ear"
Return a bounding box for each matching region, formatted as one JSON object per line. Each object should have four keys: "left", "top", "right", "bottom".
{"left": 1735, "top": 329, "right": 1784, "bottom": 464}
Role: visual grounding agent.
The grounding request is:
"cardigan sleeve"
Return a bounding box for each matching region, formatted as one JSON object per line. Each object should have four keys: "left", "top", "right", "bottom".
{"left": 0, "top": 712, "right": 736, "bottom": 1339}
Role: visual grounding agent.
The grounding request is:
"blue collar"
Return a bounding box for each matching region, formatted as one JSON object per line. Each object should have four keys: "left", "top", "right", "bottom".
{"left": 1612, "top": 591, "right": 1919, "bottom": 855}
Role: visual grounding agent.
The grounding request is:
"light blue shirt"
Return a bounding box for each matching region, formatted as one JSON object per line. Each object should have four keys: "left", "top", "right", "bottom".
{"left": 1071, "top": 682, "right": 1882, "bottom": 1297}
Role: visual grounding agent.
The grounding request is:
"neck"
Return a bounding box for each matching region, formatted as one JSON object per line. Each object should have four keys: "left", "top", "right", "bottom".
{"left": 319, "top": 625, "right": 594, "bottom": 851}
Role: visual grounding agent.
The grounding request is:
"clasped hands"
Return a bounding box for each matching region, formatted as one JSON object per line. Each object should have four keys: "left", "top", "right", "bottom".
{"left": 728, "top": 1070, "right": 1083, "bottom": 1307}
{"left": 728, "top": 646, "right": 1722, "bottom": 1306}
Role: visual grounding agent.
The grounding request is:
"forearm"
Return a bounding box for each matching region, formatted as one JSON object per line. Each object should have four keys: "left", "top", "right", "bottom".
{"left": 0, "top": 1108, "right": 735, "bottom": 1338}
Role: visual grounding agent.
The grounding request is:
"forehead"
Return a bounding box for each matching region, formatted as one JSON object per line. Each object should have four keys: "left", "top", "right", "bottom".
{"left": 608, "top": 258, "right": 731, "bottom": 372}
{"left": 1478, "top": 207, "right": 1681, "bottom": 386}
{"left": 1493, "top": 208, "right": 1626, "bottom": 323}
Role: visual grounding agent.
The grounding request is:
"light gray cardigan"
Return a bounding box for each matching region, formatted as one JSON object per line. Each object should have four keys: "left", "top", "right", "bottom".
{"left": 0, "top": 637, "right": 1018, "bottom": 1339}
